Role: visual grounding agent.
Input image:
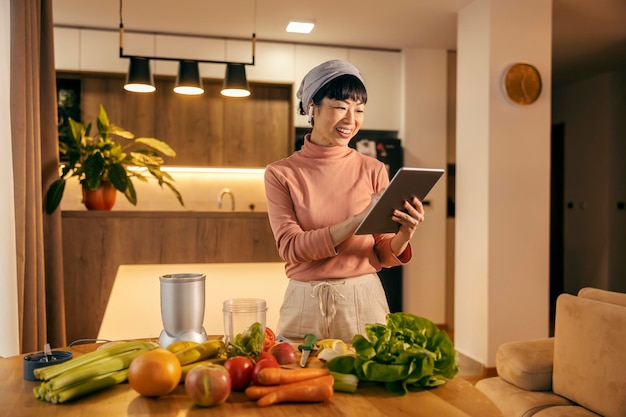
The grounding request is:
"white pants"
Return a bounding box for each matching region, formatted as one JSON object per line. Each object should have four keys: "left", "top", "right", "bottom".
{"left": 276, "top": 273, "right": 390, "bottom": 342}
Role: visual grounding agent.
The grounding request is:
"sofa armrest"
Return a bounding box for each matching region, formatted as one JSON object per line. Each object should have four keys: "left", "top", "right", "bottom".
{"left": 553, "top": 293, "right": 626, "bottom": 417}
{"left": 496, "top": 337, "right": 554, "bottom": 391}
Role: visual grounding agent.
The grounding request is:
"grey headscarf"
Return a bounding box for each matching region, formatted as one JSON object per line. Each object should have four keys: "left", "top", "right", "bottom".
{"left": 296, "top": 59, "right": 365, "bottom": 111}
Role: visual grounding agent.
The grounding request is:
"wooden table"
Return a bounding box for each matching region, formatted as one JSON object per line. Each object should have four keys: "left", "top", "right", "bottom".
{"left": 1, "top": 343, "right": 504, "bottom": 417}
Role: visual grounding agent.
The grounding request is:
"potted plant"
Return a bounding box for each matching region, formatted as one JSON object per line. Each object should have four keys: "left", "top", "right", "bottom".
{"left": 45, "top": 104, "right": 184, "bottom": 214}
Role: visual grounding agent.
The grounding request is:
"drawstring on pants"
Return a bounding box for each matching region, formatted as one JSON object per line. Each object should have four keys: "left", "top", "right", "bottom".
{"left": 311, "top": 281, "right": 346, "bottom": 338}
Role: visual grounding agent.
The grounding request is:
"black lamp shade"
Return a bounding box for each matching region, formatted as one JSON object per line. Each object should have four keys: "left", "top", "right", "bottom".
{"left": 174, "top": 60, "right": 204, "bottom": 95}
{"left": 221, "top": 64, "right": 250, "bottom": 97}
{"left": 124, "top": 57, "right": 156, "bottom": 93}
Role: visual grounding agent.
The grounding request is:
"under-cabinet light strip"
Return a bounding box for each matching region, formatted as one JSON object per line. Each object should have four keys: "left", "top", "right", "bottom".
{"left": 154, "top": 166, "right": 265, "bottom": 174}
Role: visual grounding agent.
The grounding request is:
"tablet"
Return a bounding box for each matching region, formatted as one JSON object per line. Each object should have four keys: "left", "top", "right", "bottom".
{"left": 354, "top": 167, "right": 445, "bottom": 235}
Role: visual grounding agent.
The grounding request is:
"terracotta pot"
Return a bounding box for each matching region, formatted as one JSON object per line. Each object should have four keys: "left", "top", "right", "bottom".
{"left": 82, "top": 181, "right": 117, "bottom": 210}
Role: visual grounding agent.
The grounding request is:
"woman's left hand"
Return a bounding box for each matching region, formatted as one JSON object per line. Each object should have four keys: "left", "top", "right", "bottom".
{"left": 394, "top": 197, "right": 424, "bottom": 236}
{"left": 390, "top": 197, "right": 424, "bottom": 255}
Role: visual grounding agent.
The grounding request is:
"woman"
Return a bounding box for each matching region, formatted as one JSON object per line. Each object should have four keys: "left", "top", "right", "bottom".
{"left": 264, "top": 60, "right": 425, "bottom": 342}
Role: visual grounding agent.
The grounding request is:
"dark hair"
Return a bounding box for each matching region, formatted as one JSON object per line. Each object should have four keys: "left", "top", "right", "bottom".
{"left": 298, "top": 74, "right": 368, "bottom": 115}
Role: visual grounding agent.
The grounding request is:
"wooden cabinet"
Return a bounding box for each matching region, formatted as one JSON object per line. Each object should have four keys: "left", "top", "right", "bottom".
{"left": 61, "top": 211, "right": 282, "bottom": 343}
{"left": 61, "top": 72, "right": 294, "bottom": 167}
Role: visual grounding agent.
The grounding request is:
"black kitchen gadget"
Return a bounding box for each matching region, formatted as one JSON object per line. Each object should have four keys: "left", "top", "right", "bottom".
{"left": 23, "top": 350, "right": 73, "bottom": 381}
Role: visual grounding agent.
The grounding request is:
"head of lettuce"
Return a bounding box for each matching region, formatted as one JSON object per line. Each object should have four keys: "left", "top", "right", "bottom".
{"left": 326, "top": 312, "right": 459, "bottom": 394}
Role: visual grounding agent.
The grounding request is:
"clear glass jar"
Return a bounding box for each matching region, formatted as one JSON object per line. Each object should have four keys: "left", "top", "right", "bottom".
{"left": 222, "top": 298, "right": 267, "bottom": 349}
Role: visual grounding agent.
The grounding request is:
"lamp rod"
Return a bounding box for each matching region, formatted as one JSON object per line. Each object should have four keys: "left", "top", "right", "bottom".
{"left": 119, "top": 24, "right": 255, "bottom": 66}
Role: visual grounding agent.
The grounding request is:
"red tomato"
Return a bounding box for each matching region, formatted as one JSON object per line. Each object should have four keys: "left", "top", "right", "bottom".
{"left": 251, "top": 358, "right": 280, "bottom": 386}
{"left": 256, "top": 351, "right": 277, "bottom": 364}
{"left": 263, "top": 327, "right": 276, "bottom": 351}
{"left": 223, "top": 356, "right": 254, "bottom": 390}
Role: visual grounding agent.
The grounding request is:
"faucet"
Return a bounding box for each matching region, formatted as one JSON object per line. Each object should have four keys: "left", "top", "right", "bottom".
{"left": 217, "top": 188, "right": 235, "bottom": 211}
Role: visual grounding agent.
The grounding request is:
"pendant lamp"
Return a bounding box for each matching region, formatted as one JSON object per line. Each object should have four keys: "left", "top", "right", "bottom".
{"left": 174, "top": 60, "right": 204, "bottom": 95}
{"left": 221, "top": 64, "right": 250, "bottom": 97}
{"left": 124, "top": 57, "right": 156, "bottom": 93}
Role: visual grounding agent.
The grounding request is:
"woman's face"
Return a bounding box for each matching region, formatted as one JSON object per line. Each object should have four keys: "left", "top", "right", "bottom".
{"left": 309, "top": 97, "right": 365, "bottom": 147}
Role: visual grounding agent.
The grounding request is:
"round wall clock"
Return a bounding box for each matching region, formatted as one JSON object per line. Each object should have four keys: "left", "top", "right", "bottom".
{"left": 502, "top": 63, "right": 542, "bottom": 105}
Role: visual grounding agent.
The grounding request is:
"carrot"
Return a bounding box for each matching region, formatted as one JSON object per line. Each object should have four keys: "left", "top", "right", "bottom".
{"left": 245, "top": 375, "right": 334, "bottom": 399}
{"left": 257, "top": 382, "right": 334, "bottom": 407}
{"left": 256, "top": 367, "right": 330, "bottom": 386}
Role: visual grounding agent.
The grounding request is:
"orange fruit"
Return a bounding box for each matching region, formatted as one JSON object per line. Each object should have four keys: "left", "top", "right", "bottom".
{"left": 128, "top": 348, "right": 182, "bottom": 397}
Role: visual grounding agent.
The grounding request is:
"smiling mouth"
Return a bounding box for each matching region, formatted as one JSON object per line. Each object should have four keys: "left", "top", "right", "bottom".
{"left": 336, "top": 127, "right": 352, "bottom": 137}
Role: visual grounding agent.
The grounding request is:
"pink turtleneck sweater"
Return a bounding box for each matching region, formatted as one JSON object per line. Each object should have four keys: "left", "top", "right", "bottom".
{"left": 264, "top": 136, "right": 411, "bottom": 281}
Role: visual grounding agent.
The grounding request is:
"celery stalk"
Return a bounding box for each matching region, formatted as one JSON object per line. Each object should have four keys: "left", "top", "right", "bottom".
{"left": 34, "top": 340, "right": 158, "bottom": 381}
{"left": 48, "top": 369, "right": 129, "bottom": 404}
{"left": 43, "top": 348, "right": 145, "bottom": 392}
{"left": 330, "top": 371, "right": 359, "bottom": 393}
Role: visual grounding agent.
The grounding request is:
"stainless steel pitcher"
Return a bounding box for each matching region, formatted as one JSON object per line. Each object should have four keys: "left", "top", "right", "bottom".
{"left": 158, "top": 273, "right": 208, "bottom": 347}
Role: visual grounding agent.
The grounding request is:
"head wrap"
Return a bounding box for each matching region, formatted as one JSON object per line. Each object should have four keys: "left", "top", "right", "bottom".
{"left": 296, "top": 59, "right": 365, "bottom": 111}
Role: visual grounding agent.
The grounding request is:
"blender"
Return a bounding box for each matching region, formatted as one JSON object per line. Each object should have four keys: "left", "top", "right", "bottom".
{"left": 158, "top": 273, "right": 208, "bottom": 348}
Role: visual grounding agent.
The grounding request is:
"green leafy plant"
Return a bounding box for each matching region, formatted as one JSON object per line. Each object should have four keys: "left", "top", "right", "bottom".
{"left": 45, "top": 104, "right": 184, "bottom": 214}
{"left": 326, "top": 312, "right": 459, "bottom": 395}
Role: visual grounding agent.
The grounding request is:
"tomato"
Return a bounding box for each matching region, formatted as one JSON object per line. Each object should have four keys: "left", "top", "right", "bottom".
{"left": 263, "top": 327, "right": 276, "bottom": 351}
{"left": 128, "top": 348, "right": 182, "bottom": 397}
{"left": 223, "top": 356, "right": 254, "bottom": 390}
{"left": 256, "top": 351, "right": 277, "bottom": 364}
{"left": 251, "top": 358, "right": 280, "bottom": 385}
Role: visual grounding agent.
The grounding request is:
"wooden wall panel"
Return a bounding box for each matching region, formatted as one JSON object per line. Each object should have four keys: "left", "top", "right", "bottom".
{"left": 58, "top": 72, "right": 294, "bottom": 168}
{"left": 154, "top": 79, "right": 225, "bottom": 166}
{"left": 62, "top": 211, "right": 282, "bottom": 343}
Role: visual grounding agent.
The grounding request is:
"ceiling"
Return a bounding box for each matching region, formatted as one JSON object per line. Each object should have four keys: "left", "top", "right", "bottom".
{"left": 52, "top": 0, "right": 626, "bottom": 87}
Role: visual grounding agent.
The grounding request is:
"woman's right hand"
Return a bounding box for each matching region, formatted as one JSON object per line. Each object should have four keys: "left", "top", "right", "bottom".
{"left": 330, "top": 191, "right": 383, "bottom": 246}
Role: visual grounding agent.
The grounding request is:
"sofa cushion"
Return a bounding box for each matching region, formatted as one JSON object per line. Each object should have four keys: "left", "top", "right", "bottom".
{"left": 476, "top": 377, "right": 572, "bottom": 417}
{"left": 553, "top": 293, "right": 626, "bottom": 417}
{"left": 578, "top": 287, "right": 626, "bottom": 307}
{"left": 496, "top": 338, "right": 554, "bottom": 391}
{"left": 533, "top": 405, "right": 602, "bottom": 417}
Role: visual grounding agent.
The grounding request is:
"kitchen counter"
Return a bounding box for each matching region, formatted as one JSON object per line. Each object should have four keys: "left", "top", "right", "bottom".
{"left": 98, "top": 263, "right": 289, "bottom": 340}
{"left": 1, "top": 342, "right": 504, "bottom": 417}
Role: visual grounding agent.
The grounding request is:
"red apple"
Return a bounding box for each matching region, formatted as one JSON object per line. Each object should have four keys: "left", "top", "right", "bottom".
{"left": 184, "top": 364, "right": 231, "bottom": 407}
{"left": 268, "top": 342, "right": 298, "bottom": 365}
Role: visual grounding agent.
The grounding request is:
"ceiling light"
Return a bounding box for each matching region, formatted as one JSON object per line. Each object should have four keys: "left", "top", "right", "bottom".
{"left": 286, "top": 21, "right": 315, "bottom": 34}
{"left": 124, "top": 57, "right": 156, "bottom": 93}
{"left": 118, "top": 0, "right": 255, "bottom": 97}
{"left": 174, "top": 60, "right": 204, "bottom": 95}
{"left": 221, "top": 64, "right": 251, "bottom": 97}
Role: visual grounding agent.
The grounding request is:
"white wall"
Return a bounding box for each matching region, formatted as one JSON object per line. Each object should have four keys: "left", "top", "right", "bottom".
{"left": 455, "top": 0, "right": 552, "bottom": 367}
{"left": 400, "top": 49, "right": 449, "bottom": 323}
{"left": 0, "top": 0, "right": 20, "bottom": 358}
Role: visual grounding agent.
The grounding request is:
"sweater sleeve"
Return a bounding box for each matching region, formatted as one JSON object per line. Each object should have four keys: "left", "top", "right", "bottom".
{"left": 373, "top": 234, "right": 412, "bottom": 267}
{"left": 264, "top": 166, "right": 337, "bottom": 264}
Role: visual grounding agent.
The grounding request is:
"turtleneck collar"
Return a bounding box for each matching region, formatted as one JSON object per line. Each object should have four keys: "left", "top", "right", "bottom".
{"left": 300, "top": 134, "right": 353, "bottom": 159}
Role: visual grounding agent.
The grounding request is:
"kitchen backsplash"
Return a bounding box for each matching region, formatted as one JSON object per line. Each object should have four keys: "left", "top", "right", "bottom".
{"left": 60, "top": 169, "right": 268, "bottom": 212}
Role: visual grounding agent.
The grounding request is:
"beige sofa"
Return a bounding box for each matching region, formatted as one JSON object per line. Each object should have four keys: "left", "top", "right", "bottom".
{"left": 476, "top": 287, "right": 626, "bottom": 417}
